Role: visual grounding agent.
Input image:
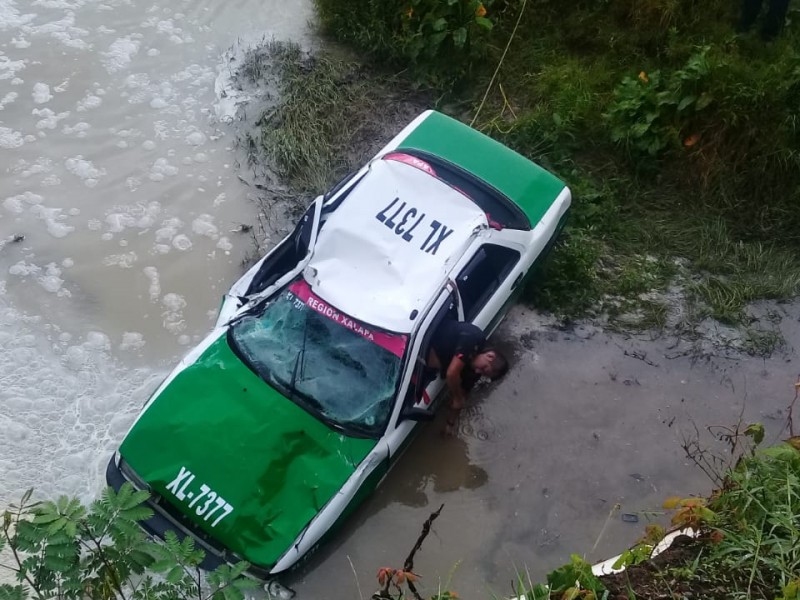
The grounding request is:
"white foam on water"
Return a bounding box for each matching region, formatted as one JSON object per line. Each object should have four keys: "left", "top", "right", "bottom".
{"left": 65, "top": 155, "right": 106, "bottom": 187}
{"left": 216, "top": 236, "right": 232, "bottom": 253}
{"left": 24, "top": 12, "right": 91, "bottom": 50}
{"left": 142, "top": 266, "right": 160, "bottom": 301}
{"left": 101, "top": 35, "right": 140, "bottom": 72}
{"left": 10, "top": 158, "right": 52, "bottom": 179}
{"left": 0, "top": 295, "right": 161, "bottom": 505}
{"left": 102, "top": 251, "right": 137, "bottom": 268}
{"left": 62, "top": 121, "right": 90, "bottom": 137}
{"left": 8, "top": 260, "right": 40, "bottom": 277}
{"left": 31, "top": 82, "right": 52, "bottom": 104}
{"left": 38, "top": 263, "right": 68, "bottom": 295}
{"left": 3, "top": 191, "right": 42, "bottom": 214}
{"left": 154, "top": 216, "right": 182, "bottom": 242}
{"left": 0, "top": 126, "right": 25, "bottom": 148}
{"left": 76, "top": 92, "right": 102, "bottom": 111}
{"left": 30, "top": 203, "right": 75, "bottom": 238}
{"left": 0, "top": 91, "right": 18, "bottom": 109}
{"left": 161, "top": 292, "right": 186, "bottom": 334}
{"left": 33, "top": 107, "right": 70, "bottom": 129}
{"left": 148, "top": 156, "right": 178, "bottom": 181}
{"left": 0, "top": 54, "right": 26, "bottom": 81}
{"left": 191, "top": 213, "right": 218, "bottom": 239}
{"left": 171, "top": 233, "right": 192, "bottom": 251}
{"left": 185, "top": 129, "right": 206, "bottom": 146}
{"left": 0, "top": 0, "right": 36, "bottom": 32}
{"left": 119, "top": 331, "right": 145, "bottom": 351}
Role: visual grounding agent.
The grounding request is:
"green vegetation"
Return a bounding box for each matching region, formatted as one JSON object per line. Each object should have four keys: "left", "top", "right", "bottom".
{"left": 0, "top": 485, "right": 256, "bottom": 600}
{"left": 238, "top": 41, "right": 429, "bottom": 222}
{"left": 310, "top": 0, "right": 800, "bottom": 326}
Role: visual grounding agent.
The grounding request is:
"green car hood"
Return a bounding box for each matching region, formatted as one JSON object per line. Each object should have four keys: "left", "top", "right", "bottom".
{"left": 119, "top": 333, "right": 376, "bottom": 568}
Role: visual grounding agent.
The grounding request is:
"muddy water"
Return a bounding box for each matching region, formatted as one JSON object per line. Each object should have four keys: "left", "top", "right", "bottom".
{"left": 289, "top": 304, "right": 800, "bottom": 598}
{"left": 0, "top": 0, "right": 313, "bottom": 502}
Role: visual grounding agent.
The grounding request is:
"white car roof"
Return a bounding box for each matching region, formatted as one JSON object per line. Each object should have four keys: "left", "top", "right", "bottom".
{"left": 306, "top": 154, "right": 488, "bottom": 334}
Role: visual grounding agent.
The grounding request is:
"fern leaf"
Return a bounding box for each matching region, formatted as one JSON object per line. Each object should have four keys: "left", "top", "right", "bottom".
{"left": 232, "top": 577, "right": 259, "bottom": 591}
{"left": 119, "top": 506, "right": 154, "bottom": 522}
{"left": 46, "top": 517, "right": 67, "bottom": 536}
{"left": 121, "top": 489, "right": 150, "bottom": 511}
{"left": 31, "top": 506, "right": 61, "bottom": 525}
{"left": 0, "top": 584, "right": 27, "bottom": 600}
{"left": 166, "top": 565, "right": 185, "bottom": 584}
{"left": 55, "top": 496, "right": 70, "bottom": 514}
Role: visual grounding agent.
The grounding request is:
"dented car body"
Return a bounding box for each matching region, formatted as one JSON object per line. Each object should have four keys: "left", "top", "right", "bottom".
{"left": 106, "top": 110, "right": 571, "bottom": 578}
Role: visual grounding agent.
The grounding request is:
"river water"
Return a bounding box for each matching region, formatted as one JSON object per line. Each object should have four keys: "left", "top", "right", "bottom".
{"left": 0, "top": 0, "right": 312, "bottom": 503}
{"left": 3, "top": 1, "right": 800, "bottom": 598}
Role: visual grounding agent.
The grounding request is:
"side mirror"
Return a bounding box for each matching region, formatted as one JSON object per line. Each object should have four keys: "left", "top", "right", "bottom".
{"left": 401, "top": 406, "right": 436, "bottom": 422}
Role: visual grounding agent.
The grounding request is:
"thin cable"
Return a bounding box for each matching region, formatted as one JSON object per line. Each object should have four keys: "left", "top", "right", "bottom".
{"left": 471, "top": 0, "right": 528, "bottom": 128}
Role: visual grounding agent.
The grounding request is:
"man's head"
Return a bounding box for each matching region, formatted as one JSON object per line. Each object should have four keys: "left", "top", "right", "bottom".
{"left": 470, "top": 348, "right": 509, "bottom": 380}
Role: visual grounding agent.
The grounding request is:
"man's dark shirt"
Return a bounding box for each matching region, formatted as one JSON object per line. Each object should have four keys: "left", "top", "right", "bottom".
{"left": 430, "top": 320, "right": 486, "bottom": 385}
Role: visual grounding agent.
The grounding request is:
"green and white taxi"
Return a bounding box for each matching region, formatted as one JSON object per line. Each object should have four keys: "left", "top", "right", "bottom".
{"left": 106, "top": 110, "right": 571, "bottom": 578}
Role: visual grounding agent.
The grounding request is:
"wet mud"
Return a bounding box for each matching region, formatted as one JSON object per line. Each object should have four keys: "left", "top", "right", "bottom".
{"left": 287, "top": 303, "right": 800, "bottom": 599}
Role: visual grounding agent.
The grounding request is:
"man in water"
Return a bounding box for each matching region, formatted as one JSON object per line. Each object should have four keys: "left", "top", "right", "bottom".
{"left": 427, "top": 320, "right": 509, "bottom": 435}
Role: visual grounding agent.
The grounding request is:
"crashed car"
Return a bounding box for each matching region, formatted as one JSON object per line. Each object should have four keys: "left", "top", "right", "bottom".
{"left": 106, "top": 110, "right": 571, "bottom": 578}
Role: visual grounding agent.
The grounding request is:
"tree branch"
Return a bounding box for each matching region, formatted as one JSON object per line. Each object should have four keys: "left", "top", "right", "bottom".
{"left": 403, "top": 504, "right": 444, "bottom": 600}
{"left": 3, "top": 503, "right": 45, "bottom": 599}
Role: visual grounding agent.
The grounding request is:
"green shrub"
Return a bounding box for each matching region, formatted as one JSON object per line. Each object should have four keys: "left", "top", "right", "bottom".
{"left": 702, "top": 440, "right": 800, "bottom": 598}
{"left": 0, "top": 486, "right": 258, "bottom": 600}
{"left": 313, "top": 0, "right": 496, "bottom": 84}
{"left": 607, "top": 47, "right": 714, "bottom": 156}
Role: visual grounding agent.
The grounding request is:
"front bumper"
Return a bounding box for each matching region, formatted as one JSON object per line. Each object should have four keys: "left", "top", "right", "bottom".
{"left": 105, "top": 455, "right": 234, "bottom": 573}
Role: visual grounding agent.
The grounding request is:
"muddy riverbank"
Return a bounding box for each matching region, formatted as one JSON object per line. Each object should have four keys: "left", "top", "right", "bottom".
{"left": 286, "top": 302, "right": 800, "bottom": 599}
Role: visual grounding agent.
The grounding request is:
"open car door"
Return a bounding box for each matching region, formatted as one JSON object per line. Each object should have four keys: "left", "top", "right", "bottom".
{"left": 215, "top": 197, "right": 323, "bottom": 327}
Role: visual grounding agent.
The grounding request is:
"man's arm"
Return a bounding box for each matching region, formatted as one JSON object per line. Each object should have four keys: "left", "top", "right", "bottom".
{"left": 444, "top": 355, "right": 467, "bottom": 432}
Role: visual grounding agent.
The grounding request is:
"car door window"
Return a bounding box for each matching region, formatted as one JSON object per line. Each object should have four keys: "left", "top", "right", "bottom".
{"left": 403, "top": 293, "right": 457, "bottom": 407}
{"left": 245, "top": 202, "right": 316, "bottom": 296}
{"left": 456, "top": 244, "right": 520, "bottom": 322}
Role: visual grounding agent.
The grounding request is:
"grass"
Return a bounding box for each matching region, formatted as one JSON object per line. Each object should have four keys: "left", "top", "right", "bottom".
{"left": 236, "top": 41, "right": 431, "bottom": 220}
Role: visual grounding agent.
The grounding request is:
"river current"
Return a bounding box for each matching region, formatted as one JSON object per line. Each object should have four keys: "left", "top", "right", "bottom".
{"left": 0, "top": 0, "right": 313, "bottom": 503}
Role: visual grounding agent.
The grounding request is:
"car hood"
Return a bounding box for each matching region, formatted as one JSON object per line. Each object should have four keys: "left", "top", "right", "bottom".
{"left": 119, "top": 333, "right": 376, "bottom": 569}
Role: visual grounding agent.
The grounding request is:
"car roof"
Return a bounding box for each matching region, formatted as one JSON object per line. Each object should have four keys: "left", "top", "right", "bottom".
{"left": 392, "top": 111, "right": 567, "bottom": 228}
{"left": 306, "top": 155, "right": 487, "bottom": 334}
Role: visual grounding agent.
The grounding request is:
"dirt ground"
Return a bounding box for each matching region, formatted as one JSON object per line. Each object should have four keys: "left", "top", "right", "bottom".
{"left": 283, "top": 302, "right": 800, "bottom": 599}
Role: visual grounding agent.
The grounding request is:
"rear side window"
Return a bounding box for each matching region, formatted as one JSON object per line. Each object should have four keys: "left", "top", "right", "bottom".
{"left": 399, "top": 149, "right": 531, "bottom": 230}
{"left": 456, "top": 244, "right": 520, "bottom": 322}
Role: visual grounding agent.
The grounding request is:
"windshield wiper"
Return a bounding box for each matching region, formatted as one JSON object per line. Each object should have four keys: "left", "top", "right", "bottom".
{"left": 289, "top": 310, "right": 310, "bottom": 397}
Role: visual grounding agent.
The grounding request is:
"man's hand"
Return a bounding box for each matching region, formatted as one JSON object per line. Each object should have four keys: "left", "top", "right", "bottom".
{"left": 443, "top": 356, "right": 466, "bottom": 437}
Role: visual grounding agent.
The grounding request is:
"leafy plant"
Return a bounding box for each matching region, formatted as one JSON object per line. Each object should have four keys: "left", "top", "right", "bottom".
{"left": 400, "top": 0, "right": 494, "bottom": 63}
{"left": 662, "top": 496, "right": 716, "bottom": 530}
{"left": 612, "top": 524, "right": 666, "bottom": 570}
{"left": 313, "top": 0, "right": 495, "bottom": 84}
{"left": 0, "top": 485, "right": 258, "bottom": 600}
{"left": 607, "top": 47, "right": 714, "bottom": 156}
{"left": 546, "top": 554, "right": 607, "bottom": 599}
